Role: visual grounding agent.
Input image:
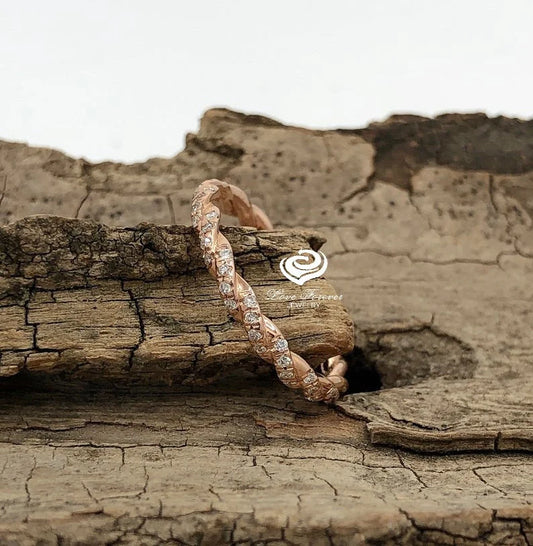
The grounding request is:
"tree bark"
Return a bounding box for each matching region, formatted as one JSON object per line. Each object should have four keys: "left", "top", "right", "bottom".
{"left": 0, "top": 110, "right": 532, "bottom": 545}
{"left": 0, "top": 216, "right": 352, "bottom": 385}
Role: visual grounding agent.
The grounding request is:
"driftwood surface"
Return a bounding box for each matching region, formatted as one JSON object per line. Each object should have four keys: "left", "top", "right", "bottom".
{"left": 0, "top": 217, "right": 351, "bottom": 384}
{"left": 0, "top": 110, "right": 532, "bottom": 545}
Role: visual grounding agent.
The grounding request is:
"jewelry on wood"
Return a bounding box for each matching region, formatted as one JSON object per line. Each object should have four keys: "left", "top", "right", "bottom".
{"left": 191, "top": 179, "right": 348, "bottom": 403}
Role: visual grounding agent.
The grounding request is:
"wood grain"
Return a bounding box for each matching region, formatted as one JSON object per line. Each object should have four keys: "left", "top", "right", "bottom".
{"left": 0, "top": 216, "right": 352, "bottom": 385}
{"left": 1, "top": 109, "right": 532, "bottom": 545}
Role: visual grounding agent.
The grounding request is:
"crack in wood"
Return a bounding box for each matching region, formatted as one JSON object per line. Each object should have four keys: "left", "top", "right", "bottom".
{"left": 1, "top": 110, "right": 532, "bottom": 543}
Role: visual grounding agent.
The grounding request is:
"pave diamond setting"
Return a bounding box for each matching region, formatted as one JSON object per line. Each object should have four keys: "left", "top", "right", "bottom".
{"left": 243, "top": 295, "right": 257, "bottom": 308}
{"left": 248, "top": 330, "right": 263, "bottom": 342}
{"left": 219, "top": 282, "right": 232, "bottom": 296}
{"left": 244, "top": 311, "right": 260, "bottom": 324}
{"left": 224, "top": 299, "right": 238, "bottom": 311}
{"left": 276, "top": 355, "right": 292, "bottom": 369}
{"left": 218, "top": 264, "right": 232, "bottom": 276}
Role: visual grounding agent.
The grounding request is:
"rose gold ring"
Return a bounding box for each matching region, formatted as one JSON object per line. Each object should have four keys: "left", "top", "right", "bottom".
{"left": 191, "top": 179, "right": 349, "bottom": 403}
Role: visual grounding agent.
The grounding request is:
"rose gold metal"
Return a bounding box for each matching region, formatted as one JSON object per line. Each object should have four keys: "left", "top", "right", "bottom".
{"left": 191, "top": 179, "right": 349, "bottom": 403}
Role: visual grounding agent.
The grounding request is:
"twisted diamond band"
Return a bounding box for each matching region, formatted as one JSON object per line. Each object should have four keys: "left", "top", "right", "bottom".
{"left": 191, "top": 179, "right": 348, "bottom": 403}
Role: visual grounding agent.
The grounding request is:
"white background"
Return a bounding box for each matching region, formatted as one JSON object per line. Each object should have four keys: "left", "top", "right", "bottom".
{"left": 1, "top": 0, "right": 532, "bottom": 162}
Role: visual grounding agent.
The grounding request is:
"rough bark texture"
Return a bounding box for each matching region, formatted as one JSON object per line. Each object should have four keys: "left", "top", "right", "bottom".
{"left": 0, "top": 216, "right": 351, "bottom": 385}
{"left": 0, "top": 109, "right": 532, "bottom": 545}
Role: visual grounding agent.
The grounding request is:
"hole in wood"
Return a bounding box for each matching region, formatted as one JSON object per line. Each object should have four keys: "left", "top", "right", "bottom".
{"left": 342, "top": 347, "right": 382, "bottom": 394}
{"left": 342, "top": 328, "right": 478, "bottom": 394}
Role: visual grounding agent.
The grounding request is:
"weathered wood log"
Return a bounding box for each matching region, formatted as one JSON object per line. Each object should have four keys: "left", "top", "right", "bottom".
{"left": 0, "top": 216, "right": 352, "bottom": 385}
{"left": 1, "top": 110, "right": 532, "bottom": 545}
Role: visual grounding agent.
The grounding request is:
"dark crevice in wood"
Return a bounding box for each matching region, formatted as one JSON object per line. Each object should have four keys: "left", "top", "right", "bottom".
{"left": 342, "top": 346, "right": 382, "bottom": 394}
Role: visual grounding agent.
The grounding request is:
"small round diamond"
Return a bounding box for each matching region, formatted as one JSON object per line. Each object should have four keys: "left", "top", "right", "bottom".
{"left": 219, "top": 248, "right": 231, "bottom": 259}
{"left": 274, "top": 339, "right": 288, "bottom": 352}
{"left": 277, "top": 355, "right": 292, "bottom": 369}
{"left": 218, "top": 264, "right": 232, "bottom": 276}
{"left": 192, "top": 215, "right": 200, "bottom": 227}
{"left": 201, "top": 222, "right": 213, "bottom": 233}
{"left": 243, "top": 295, "right": 257, "bottom": 308}
{"left": 248, "top": 330, "right": 263, "bottom": 342}
{"left": 204, "top": 254, "right": 212, "bottom": 267}
{"left": 303, "top": 371, "right": 317, "bottom": 384}
{"left": 203, "top": 236, "right": 212, "bottom": 247}
{"left": 280, "top": 370, "right": 294, "bottom": 379}
{"left": 219, "top": 282, "right": 232, "bottom": 295}
{"left": 255, "top": 345, "right": 267, "bottom": 354}
{"left": 206, "top": 211, "right": 218, "bottom": 220}
{"left": 244, "top": 311, "right": 260, "bottom": 324}
{"left": 224, "top": 299, "right": 238, "bottom": 311}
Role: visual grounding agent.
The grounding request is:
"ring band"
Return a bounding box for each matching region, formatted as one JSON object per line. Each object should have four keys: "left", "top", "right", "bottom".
{"left": 191, "top": 179, "right": 349, "bottom": 403}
